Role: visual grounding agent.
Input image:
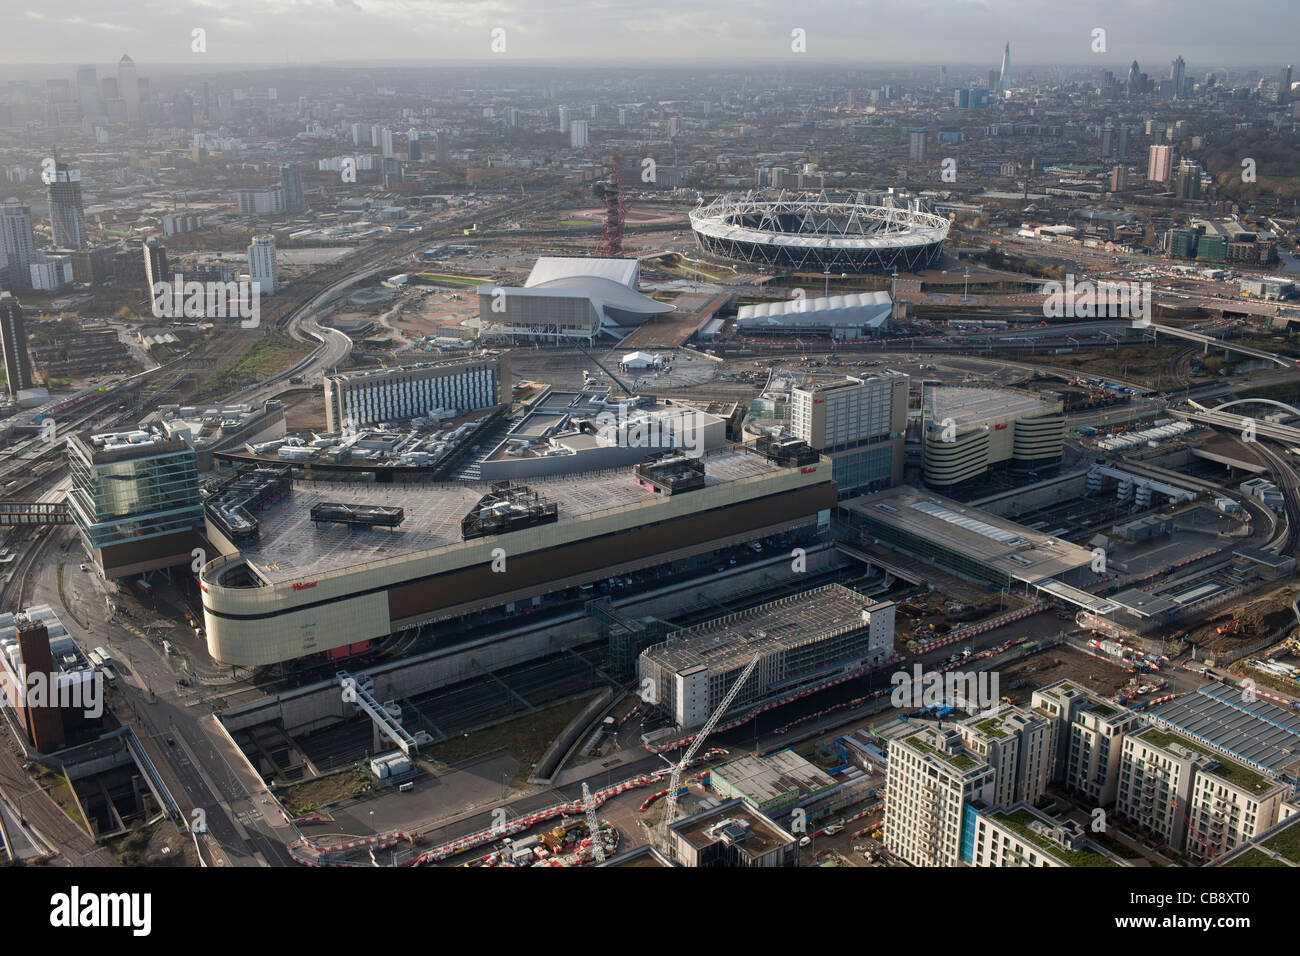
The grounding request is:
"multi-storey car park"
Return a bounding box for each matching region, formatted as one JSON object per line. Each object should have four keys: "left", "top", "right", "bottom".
{"left": 689, "top": 192, "right": 951, "bottom": 273}
{"left": 637, "top": 583, "right": 895, "bottom": 731}
{"left": 199, "top": 445, "right": 838, "bottom": 666}
{"left": 921, "top": 385, "right": 1065, "bottom": 489}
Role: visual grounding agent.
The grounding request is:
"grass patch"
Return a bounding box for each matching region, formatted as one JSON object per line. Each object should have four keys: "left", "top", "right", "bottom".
{"left": 1261, "top": 820, "right": 1300, "bottom": 863}
{"left": 189, "top": 331, "right": 313, "bottom": 403}
{"left": 989, "top": 809, "right": 1120, "bottom": 867}
{"left": 277, "top": 766, "right": 374, "bottom": 816}
{"left": 416, "top": 272, "right": 489, "bottom": 287}
{"left": 32, "top": 764, "right": 88, "bottom": 833}
{"left": 906, "top": 735, "right": 977, "bottom": 771}
{"left": 424, "top": 693, "right": 598, "bottom": 778}
{"left": 1088, "top": 830, "right": 1145, "bottom": 860}
{"left": 1226, "top": 847, "right": 1289, "bottom": 867}
{"left": 1137, "top": 728, "right": 1273, "bottom": 793}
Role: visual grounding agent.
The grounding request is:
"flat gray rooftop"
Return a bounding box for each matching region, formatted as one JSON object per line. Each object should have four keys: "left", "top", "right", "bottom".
{"left": 843, "top": 485, "right": 1095, "bottom": 584}
{"left": 924, "top": 386, "right": 1059, "bottom": 429}
{"left": 235, "top": 446, "right": 782, "bottom": 583}
{"left": 712, "top": 751, "right": 837, "bottom": 805}
{"left": 644, "top": 583, "right": 873, "bottom": 675}
{"left": 1148, "top": 684, "right": 1300, "bottom": 778}
{"left": 671, "top": 802, "right": 791, "bottom": 854}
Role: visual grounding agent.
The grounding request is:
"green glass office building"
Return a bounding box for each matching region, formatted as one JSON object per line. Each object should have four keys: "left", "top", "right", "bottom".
{"left": 67, "top": 430, "right": 203, "bottom": 578}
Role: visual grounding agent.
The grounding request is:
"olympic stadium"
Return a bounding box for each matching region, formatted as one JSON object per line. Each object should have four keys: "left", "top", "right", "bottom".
{"left": 689, "top": 192, "right": 951, "bottom": 273}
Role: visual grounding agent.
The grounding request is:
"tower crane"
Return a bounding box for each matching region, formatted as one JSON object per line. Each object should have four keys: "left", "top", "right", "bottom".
{"left": 582, "top": 781, "right": 605, "bottom": 863}
{"left": 658, "top": 654, "right": 760, "bottom": 850}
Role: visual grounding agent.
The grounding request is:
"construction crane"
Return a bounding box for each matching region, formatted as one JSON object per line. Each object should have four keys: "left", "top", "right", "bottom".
{"left": 659, "top": 654, "right": 760, "bottom": 849}
{"left": 581, "top": 782, "right": 605, "bottom": 863}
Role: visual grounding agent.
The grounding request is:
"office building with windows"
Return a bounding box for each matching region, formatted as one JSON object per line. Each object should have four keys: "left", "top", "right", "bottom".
{"left": 791, "top": 372, "right": 907, "bottom": 496}
{"left": 67, "top": 428, "right": 204, "bottom": 577}
{"left": 46, "top": 161, "right": 87, "bottom": 250}
{"left": 1, "top": 198, "right": 38, "bottom": 290}
{"left": 280, "top": 163, "right": 305, "bottom": 214}
{"left": 247, "top": 235, "right": 277, "bottom": 294}
{"left": 323, "top": 354, "right": 509, "bottom": 433}
{"left": 0, "top": 291, "right": 33, "bottom": 394}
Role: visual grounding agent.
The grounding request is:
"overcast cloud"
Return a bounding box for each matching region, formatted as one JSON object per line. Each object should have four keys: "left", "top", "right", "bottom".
{"left": 1, "top": 0, "right": 1296, "bottom": 68}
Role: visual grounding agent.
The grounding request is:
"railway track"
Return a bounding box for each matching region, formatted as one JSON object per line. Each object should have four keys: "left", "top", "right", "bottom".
{"left": 1251, "top": 441, "right": 1300, "bottom": 556}
{"left": 0, "top": 526, "right": 53, "bottom": 612}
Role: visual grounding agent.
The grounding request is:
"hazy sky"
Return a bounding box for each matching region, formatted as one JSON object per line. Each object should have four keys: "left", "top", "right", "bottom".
{"left": 3, "top": 0, "right": 1297, "bottom": 69}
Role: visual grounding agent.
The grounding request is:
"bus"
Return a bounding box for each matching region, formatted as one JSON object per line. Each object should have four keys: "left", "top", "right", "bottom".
{"left": 93, "top": 647, "right": 112, "bottom": 667}
{"left": 101, "top": 667, "right": 117, "bottom": 685}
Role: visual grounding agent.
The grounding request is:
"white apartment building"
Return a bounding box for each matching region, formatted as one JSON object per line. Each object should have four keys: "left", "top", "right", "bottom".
{"left": 1116, "top": 727, "right": 1204, "bottom": 852}
{"left": 971, "top": 803, "right": 1128, "bottom": 867}
{"left": 1032, "top": 681, "right": 1138, "bottom": 805}
{"left": 1117, "top": 725, "right": 1285, "bottom": 858}
{"left": 323, "top": 354, "right": 509, "bottom": 433}
{"left": 1147, "top": 144, "right": 1174, "bottom": 183}
{"left": 236, "top": 186, "right": 286, "bottom": 216}
{"left": 247, "top": 235, "right": 277, "bottom": 295}
{"left": 884, "top": 726, "right": 994, "bottom": 866}
{"left": 0, "top": 199, "right": 37, "bottom": 287}
{"left": 29, "top": 254, "right": 73, "bottom": 291}
{"left": 1186, "top": 763, "right": 1285, "bottom": 862}
{"left": 959, "top": 706, "right": 1053, "bottom": 808}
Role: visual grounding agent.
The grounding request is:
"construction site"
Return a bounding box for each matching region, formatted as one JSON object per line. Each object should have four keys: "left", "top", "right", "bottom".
{"left": 637, "top": 585, "right": 896, "bottom": 735}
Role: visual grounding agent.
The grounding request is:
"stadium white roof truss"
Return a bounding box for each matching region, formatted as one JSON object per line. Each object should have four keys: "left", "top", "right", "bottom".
{"left": 690, "top": 191, "right": 951, "bottom": 273}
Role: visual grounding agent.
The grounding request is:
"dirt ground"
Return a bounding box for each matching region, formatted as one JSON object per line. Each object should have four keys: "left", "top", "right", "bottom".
{"left": 995, "top": 645, "right": 1134, "bottom": 705}
{"left": 278, "top": 387, "right": 326, "bottom": 431}
{"left": 1184, "top": 584, "right": 1298, "bottom": 655}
